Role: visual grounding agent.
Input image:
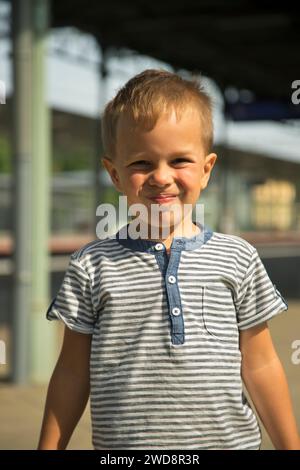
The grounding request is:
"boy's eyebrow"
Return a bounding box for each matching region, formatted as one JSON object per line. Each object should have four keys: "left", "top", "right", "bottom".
{"left": 123, "top": 152, "right": 147, "bottom": 165}
{"left": 125, "top": 151, "right": 146, "bottom": 159}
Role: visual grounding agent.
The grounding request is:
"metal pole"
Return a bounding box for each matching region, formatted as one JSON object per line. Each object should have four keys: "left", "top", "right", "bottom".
{"left": 93, "top": 55, "right": 107, "bottom": 230}
{"left": 219, "top": 114, "right": 236, "bottom": 233}
{"left": 30, "top": 0, "right": 55, "bottom": 382}
{"left": 11, "top": 0, "right": 32, "bottom": 384}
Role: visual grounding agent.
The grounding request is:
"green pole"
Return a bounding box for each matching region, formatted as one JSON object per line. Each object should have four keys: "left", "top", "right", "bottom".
{"left": 30, "top": 0, "right": 55, "bottom": 382}
{"left": 93, "top": 60, "right": 107, "bottom": 228}
{"left": 12, "top": 0, "right": 33, "bottom": 384}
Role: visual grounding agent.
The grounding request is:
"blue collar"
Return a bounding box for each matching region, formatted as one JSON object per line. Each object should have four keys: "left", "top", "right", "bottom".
{"left": 115, "top": 221, "right": 213, "bottom": 253}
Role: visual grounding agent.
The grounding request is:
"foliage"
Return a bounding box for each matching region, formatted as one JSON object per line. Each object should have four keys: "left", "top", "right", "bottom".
{"left": 0, "top": 135, "right": 11, "bottom": 173}
{"left": 52, "top": 143, "right": 92, "bottom": 173}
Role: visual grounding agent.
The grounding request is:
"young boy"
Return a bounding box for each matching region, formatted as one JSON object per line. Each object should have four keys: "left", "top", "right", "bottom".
{"left": 38, "top": 69, "right": 299, "bottom": 450}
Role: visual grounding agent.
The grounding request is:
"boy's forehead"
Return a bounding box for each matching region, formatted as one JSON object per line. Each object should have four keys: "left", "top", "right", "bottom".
{"left": 116, "top": 106, "right": 202, "bottom": 144}
{"left": 115, "top": 107, "right": 205, "bottom": 160}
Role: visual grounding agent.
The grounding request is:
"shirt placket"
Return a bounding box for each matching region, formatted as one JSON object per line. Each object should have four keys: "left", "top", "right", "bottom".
{"left": 153, "top": 241, "right": 185, "bottom": 346}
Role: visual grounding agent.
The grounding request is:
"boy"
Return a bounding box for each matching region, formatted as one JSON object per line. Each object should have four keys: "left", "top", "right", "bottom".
{"left": 38, "top": 69, "right": 299, "bottom": 450}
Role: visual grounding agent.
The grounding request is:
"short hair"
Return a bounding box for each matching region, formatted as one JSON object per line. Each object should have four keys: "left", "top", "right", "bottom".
{"left": 101, "top": 69, "right": 213, "bottom": 159}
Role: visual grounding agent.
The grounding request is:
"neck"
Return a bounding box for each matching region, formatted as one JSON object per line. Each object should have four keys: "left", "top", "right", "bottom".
{"left": 146, "top": 219, "right": 200, "bottom": 251}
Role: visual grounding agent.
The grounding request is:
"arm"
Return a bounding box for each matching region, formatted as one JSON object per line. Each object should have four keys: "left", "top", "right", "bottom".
{"left": 38, "top": 326, "right": 92, "bottom": 450}
{"left": 240, "top": 321, "right": 300, "bottom": 450}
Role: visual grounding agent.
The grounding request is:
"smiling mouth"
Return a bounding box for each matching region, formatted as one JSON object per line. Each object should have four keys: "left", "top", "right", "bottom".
{"left": 148, "top": 195, "right": 178, "bottom": 204}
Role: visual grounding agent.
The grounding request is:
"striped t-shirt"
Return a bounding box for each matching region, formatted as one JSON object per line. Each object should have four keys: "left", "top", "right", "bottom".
{"left": 47, "top": 223, "right": 288, "bottom": 450}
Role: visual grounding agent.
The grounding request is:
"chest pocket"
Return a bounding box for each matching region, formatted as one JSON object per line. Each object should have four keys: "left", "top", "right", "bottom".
{"left": 202, "top": 285, "right": 238, "bottom": 342}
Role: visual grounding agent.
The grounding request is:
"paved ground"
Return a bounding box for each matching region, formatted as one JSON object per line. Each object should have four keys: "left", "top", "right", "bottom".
{"left": 0, "top": 301, "right": 299, "bottom": 450}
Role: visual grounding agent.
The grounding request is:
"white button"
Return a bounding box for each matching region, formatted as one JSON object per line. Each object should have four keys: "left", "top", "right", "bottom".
{"left": 154, "top": 243, "right": 164, "bottom": 251}
{"left": 168, "top": 275, "right": 176, "bottom": 284}
{"left": 172, "top": 307, "right": 181, "bottom": 316}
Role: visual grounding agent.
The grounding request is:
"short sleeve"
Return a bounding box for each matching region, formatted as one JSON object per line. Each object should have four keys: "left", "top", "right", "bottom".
{"left": 46, "top": 256, "right": 95, "bottom": 334}
{"left": 236, "top": 248, "right": 288, "bottom": 330}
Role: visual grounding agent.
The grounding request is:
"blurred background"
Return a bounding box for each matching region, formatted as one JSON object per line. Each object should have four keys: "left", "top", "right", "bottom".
{"left": 0, "top": 0, "right": 299, "bottom": 449}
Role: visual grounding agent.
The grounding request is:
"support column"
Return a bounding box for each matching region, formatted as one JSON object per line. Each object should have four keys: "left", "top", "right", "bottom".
{"left": 94, "top": 54, "right": 109, "bottom": 232}
{"left": 218, "top": 116, "right": 238, "bottom": 234}
{"left": 12, "top": 0, "right": 33, "bottom": 384}
{"left": 30, "top": 0, "right": 55, "bottom": 382}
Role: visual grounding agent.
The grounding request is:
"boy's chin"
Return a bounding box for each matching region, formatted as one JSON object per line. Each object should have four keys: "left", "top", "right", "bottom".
{"left": 146, "top": 217, "right": 190, "bottom": 238}
{"left": 128, "top": 203, "right": 194, "bottom": 237}
{"left": 143, "top": 210, "right": 184, "bottom": 228}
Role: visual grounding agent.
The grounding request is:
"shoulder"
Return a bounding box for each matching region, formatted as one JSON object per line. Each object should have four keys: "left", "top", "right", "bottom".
{"left": 208, "top": 231, "right": 257, "bottom": 259}
{"left": 70, "top": 235, "right": 123, "bottom": 267}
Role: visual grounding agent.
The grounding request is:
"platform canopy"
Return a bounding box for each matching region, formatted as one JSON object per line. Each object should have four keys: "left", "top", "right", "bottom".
{"left": 50, "top": 0, "right": 300, "bottom": 119}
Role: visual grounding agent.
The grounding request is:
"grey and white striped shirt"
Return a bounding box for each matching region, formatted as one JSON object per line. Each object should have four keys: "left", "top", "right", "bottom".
{"left": 47, "top": 224, "right": 288, "bottom": 450}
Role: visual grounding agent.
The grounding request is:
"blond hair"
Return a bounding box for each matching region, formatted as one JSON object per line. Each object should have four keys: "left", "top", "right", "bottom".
{"left": 101, "top": 69, "right": 213, "bottom": 159}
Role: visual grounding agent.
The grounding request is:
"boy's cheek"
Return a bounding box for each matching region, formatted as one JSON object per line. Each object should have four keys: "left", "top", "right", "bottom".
{"left": 126, "top": 175, "right": 145, "bottom": 193}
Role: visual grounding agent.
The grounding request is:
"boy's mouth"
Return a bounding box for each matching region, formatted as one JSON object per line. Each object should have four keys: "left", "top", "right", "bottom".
{"left": 148, "top": 194, "right": 178, "bottom": 204}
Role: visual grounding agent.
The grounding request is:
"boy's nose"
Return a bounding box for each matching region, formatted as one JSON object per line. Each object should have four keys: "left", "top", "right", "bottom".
{"left": 148, "top": 166, "right": 174, "bottom": 187}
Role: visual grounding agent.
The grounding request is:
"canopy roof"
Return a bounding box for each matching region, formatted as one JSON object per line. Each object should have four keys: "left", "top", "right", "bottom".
{"left": 52, "top": 0, "right": 300, "bottom": 108}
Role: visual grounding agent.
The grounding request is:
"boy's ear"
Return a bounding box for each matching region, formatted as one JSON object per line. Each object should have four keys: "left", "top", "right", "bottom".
{"left": 201, "top": 153, "right": 217, "bottom": 190}
{"left": 101, "top": 156, "right": 122, "bottom": 192}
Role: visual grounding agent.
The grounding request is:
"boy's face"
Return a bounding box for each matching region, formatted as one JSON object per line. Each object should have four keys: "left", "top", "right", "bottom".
{"left": 103, "top": 106, "right": 217, "bottom": 232}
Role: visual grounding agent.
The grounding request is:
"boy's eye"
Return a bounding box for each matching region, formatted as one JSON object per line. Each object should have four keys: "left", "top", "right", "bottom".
{"left": 128, "top": 158, "right": 192, "bottom": 168}
{"left": 172, "top": 158, "right": 192, "bottom": 164}
{"left": 129, "top": 160, "right": 150, "bottom": 166}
